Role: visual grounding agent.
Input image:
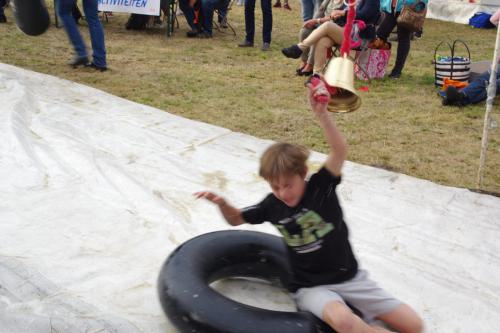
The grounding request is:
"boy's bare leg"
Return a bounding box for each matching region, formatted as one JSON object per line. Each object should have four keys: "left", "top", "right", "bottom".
{"left": 323, "top": 302, "right": 396, "bottom": 333}
{"left": 376, "top": 304, "right": 423, "bottom": 333}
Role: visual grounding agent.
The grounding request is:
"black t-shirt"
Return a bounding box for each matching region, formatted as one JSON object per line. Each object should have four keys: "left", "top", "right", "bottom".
{"left": 242, "top": 167, "right": 358, "bottom": 291}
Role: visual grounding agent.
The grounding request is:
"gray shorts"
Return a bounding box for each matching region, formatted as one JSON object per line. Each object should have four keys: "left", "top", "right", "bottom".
{"left": 294, "top": 270, "right": 402, "bottom": 323}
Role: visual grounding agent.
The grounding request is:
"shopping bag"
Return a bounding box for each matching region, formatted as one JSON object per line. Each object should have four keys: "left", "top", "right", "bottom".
{"left": 434, "top": 40, "right": 471, "bottom": 87}
{"left": 354, "top": 48, "right": 391, "bottom": 81}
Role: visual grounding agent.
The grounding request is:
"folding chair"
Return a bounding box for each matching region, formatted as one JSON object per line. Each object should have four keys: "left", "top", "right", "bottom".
{"left": 165, "top": 0, "right": 179, "bottom": 36}
{"left": 213, "top": 7, "right": 236, "bottom": 36}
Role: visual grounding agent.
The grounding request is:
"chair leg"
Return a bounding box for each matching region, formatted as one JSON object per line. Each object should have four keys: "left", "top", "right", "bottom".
{"left": 165, "top": 0, "right": 175, "bottom": 36}
{"left": 226, "top": 20, "right": 236, "bottom": 36}
{"left": 173, "top": 0, "right": 179, "bottom": 28}
{"left": 54, "top": 0, "right": 59, "bottom": 28}
{"left": 213, "top": 9, "right": 236, "bottom": 36}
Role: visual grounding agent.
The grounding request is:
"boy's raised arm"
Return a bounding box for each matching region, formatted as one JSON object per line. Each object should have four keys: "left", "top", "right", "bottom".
{"left": 307, "top": 87, "right": 347, "bottom": 177}
{"left": 194, "top": 191, "right": 246, "bottom": 226}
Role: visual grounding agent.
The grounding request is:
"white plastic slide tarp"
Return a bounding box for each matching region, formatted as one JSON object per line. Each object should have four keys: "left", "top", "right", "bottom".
{"left": 0, "top": 63, "right": 499, "bottom": 333}
{"left": 427, "top": 0, "right": 500, "bottom": 24}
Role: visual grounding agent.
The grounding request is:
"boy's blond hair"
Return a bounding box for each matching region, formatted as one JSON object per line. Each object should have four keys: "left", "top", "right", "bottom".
{"left": 259, "top": 142, "right": 310, "bottom": 182}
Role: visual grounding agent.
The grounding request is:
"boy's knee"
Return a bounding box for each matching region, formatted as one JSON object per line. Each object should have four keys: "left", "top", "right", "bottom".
{"left": 322, "top": 301, "right": 355, "bottom": 333}
{"left": 406, "top": 315, "right": 424, "bottom": 333}
{"left": 401, "top": 306, "right": 424, "bottom": 333}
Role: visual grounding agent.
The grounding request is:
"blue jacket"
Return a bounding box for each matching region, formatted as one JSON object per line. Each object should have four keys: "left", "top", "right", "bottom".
{"left": 355, "top": 0, "right": 381, "bottom": 40}
{"left": 380, "top": 0, "right": 428, "bottom": 13}
{"left": 356, "top": 0, "right": 380, "bottom": 25}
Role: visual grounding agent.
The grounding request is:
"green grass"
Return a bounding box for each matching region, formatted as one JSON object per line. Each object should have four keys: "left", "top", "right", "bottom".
{"left": 0, "top": 1, "right": 499, "bottom": 193}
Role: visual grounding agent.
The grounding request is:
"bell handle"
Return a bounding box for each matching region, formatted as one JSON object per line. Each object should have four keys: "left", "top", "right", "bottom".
{"left": 342, "top": 0, "right": 357, "bottom": 7}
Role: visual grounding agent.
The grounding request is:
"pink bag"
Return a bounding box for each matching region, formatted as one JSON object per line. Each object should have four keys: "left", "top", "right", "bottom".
{"left": 349, "top": 20, "right": 366, "bottom": 49}
{"left": 354, "top": 48, "right": 391, "bottom": 81}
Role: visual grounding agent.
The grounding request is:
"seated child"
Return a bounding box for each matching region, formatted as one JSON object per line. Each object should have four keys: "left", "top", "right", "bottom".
{"left": 441, "top": 10, "right": 500, "bottom": 107}
{"left": 195, "top": 80, "right": 423, "bottom": 333}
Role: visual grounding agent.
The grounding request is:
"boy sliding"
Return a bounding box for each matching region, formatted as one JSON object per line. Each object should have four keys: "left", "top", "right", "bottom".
{"left": 195, "top": 81, "right": 423, "bottom": 333}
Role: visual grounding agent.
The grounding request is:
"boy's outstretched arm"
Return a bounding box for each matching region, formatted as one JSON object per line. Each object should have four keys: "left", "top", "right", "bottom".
{"left": 194, "top": 191, "right": 246, "bottom": 226}
{"left": 307, "top": 87, "right": 347, "bottom": 177}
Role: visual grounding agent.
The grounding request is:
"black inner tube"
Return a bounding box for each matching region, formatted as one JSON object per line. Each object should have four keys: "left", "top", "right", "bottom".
{"left": 11, "top": 0, "right": 50, "bottom": 36}
{"left": 157, "top": 230, "right": 335, "bottom": 333}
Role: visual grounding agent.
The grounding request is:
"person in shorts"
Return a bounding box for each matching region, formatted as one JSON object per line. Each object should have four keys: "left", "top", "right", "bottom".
{"left": 195, "top": 82, "right": 423, "bottom": 333}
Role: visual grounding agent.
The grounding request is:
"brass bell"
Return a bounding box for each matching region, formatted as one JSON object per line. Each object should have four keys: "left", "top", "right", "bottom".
{"left": 323, "top": 56, "right": 362, "bottom": 113}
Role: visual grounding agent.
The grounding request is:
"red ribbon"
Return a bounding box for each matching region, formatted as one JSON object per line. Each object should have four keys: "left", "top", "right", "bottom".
{"left": 340, "top": 0, "right": 357, "bottom": 57}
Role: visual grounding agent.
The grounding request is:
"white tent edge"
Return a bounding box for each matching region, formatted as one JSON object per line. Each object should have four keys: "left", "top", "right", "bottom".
{"left": 427, "top": 0, "right": 500, "bottom": 25}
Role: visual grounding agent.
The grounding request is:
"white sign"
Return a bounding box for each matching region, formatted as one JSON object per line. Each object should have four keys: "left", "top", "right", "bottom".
{"left": 98, "top": 0, "right": 161, "bottom": 15}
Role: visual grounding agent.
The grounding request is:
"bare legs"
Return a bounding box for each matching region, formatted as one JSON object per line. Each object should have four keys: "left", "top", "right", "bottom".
{"left": 297, "top": 21, "right": 343, "bottom": 73}
{"left": 323, "top": 302, "right": 423, "bottom": 333}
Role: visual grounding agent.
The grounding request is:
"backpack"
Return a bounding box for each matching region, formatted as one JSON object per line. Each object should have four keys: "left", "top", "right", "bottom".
{"left": 125, "top": 14, "right": 150, "bottom": 30}
{"left": 469, "top": 12, "right": 495, "bottom": 29}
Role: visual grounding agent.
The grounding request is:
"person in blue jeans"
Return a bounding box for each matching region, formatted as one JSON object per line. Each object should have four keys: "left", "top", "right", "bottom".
{"left": 442, "top": 12, "right": 500, "bottom": 106}
{"left": 57, "top": 0, "right": 107, "bottom": 71}
{"left": 441, "top": 69, "right": 500, "bottom": 106}
{"left": 0, "top": 0, "right": 7, "bottom": 23}
{"left": 237, "top": 0, "right": 273, "bottom": 51}
{"left": 200, "top": 0, "right": 230, "bottom": 37}
{"left": 300, "top": 0, "right": 322, "bottom": 22}
{"left": 179, "top": 0, "right": 200, "bottom": 37}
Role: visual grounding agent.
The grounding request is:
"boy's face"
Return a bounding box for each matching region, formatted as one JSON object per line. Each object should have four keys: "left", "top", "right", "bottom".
{"left": 269, "top": 173, "right": 307, "bottom": 208}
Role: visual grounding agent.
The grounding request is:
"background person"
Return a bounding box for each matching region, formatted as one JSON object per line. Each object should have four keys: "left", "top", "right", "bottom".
{"left": 179, "top": 0, "right": 200, "bottom": 37}
{"left": 296, "top": 0, "right": 346, "bottom": 76}
{"left": 0, "top": 0, "right": 7, "bottom": 23}
{"left": 376, "top": 0, "right": 428, "bottom": 79}
{"left": 282, "top": 0, "right": 380, "bottom": 75}
{"left": 300, "top": 0, "right": 322, "bottom": 22}
{"left": 273, "top": 0, "right": 291, "bottom": 10}
{"left": 441, "top": 8, "right": 500, "bottom": 106}
{"left": 442, "top": 70, "right": 500, "bottom": 106}
{"left": 200, "top": 0, "right": 230, "bottom": 38}
{"left": 237, "top": 0, "right": 273, "bottom": 51}
{"left": 57, "top": 0, "right": 107, "bottom": 71}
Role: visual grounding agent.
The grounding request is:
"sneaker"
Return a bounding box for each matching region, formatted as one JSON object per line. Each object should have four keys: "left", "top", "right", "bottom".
{"left": 273, "top": 1, "right": 281, "bottom": 7}
{"left": 283, "top": 3, "right": 291, "bottom": 10}
{"left": 281, "top": 45, "right": 303, "bottom": 59}
{"left": 85, "top": 62, "right": 108, "bottom": 72}
{"left": 68, "top": 56, "right": 89, "bottom": 68}
{"left": 388, "top": 70, "right": 401, "bottom": 79}
{"left": 445, "top": 86, "right": 465, "bottom": 106}
{"left": 261, "top": 42, "right": 270, "bottom": 51}
{"left": 186, "top": 29, "right": 199, "bottom": 38}
{"left": 238, "top": 40, "right": 254, "bottom": 47}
